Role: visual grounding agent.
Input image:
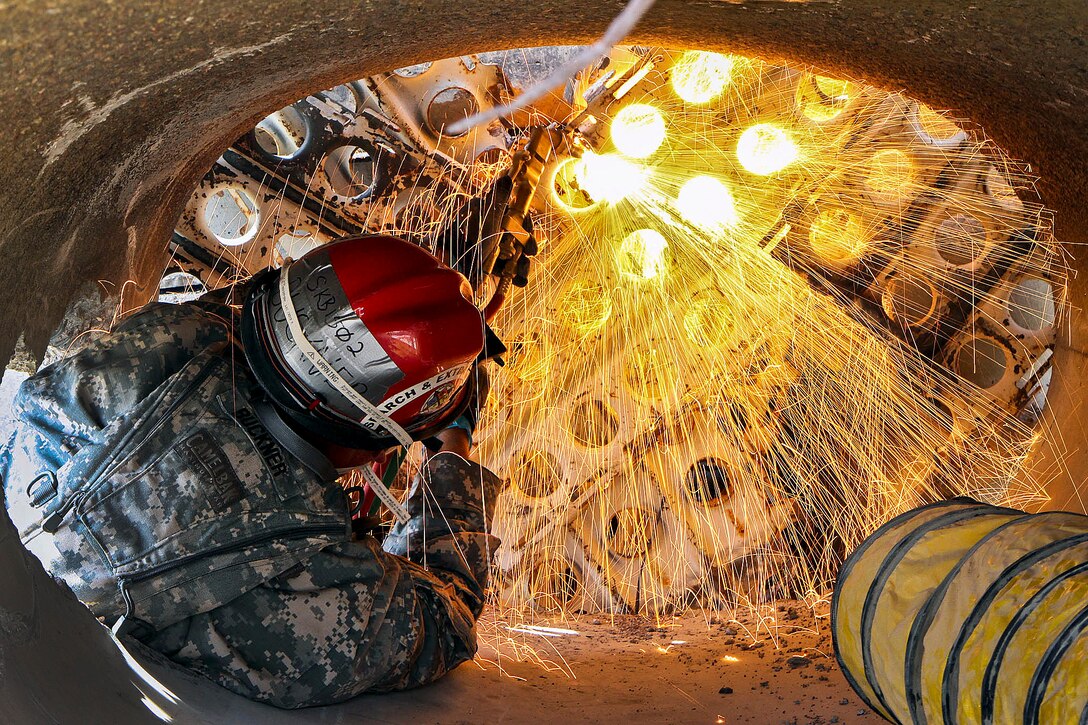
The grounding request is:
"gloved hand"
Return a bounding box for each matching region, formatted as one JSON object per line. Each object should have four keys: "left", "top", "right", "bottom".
{"left": 435, "top": 176, "right": 513, "bottom": 286}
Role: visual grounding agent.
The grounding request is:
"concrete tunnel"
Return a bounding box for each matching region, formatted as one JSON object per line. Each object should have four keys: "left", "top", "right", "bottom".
{"left": 1, "top": 1, "right": 1086, "bottom": 722}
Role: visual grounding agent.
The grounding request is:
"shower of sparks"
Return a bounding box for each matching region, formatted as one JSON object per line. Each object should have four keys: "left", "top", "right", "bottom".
{"left": 172, "top": 47, "right": 1067, "bottom": 621}
{"left": 474, "top": 50, "right": 1063, "bottom": 616}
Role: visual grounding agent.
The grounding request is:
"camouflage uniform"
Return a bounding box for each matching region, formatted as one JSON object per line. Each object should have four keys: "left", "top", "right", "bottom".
{"left": 0, "top": 300, "right": 503, "bottom": 709}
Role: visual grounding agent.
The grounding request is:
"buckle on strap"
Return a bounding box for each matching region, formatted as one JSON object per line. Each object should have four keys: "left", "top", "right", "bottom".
{"left": 26, "top": 470, "right": 58, "bottom": 508}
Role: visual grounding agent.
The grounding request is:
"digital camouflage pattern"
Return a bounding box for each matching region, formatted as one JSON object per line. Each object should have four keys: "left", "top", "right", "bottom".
{"left": 0, "top": 301, "right": 503, "bottom": 708}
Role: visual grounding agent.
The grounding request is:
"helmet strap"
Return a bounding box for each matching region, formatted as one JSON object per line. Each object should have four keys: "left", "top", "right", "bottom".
{"left": 278, "top": 264, "right": 414, "bottom": 448}
{"left": 358, "top": 465, "right": 410, "bottom": 524}
{"left": 278, "top": 265, "right": 414, "bottom": 524}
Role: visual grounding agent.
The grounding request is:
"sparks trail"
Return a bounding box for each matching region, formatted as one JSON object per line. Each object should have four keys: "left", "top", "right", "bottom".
{"left": 169, "top": 46, "right": 1066, "bottom": 629}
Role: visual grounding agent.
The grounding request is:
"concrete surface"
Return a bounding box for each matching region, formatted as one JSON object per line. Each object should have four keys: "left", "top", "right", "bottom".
{"left": 1, "top": 1, "right": 1086, "bottom": 723}
{"left": 5, "top": 598, "right": 881, "bottom": 724}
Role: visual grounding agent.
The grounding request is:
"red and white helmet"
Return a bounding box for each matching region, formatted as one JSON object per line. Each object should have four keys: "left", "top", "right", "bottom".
{"left": 241, "top": 235, "right": 486, "bottom": 450}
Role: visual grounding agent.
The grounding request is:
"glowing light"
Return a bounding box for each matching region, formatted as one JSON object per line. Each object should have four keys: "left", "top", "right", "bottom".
{"left": 616, "top": 229, "right": 669, "bottom": 281}
{"left": 671, "top": 51, "right": 735, "bottom": 104}
{"left": 676, "top": 176, "right": 740, "bottom": 230}
{"left": 721, "top": 654, "right": 741, "bottom": 663}
{"left": 141, "top": 695, "right": 174, "bottom": 722}
{"left": 808, "top": 206, "right": 869, "bottom": 265}
{"left": 610, "top": 104, "right": 667, "bottom": 158}
{"left": 797, "top": 75, "right": 854, "bottom": 123}
{"left": 864, "top": 149, "right": 917, "bottom": 206}
{"left": 736, "top": 124, "right": 798, "bottom": 175}
{"left": 573, "top": 151, "right": 649, "bottom": 203}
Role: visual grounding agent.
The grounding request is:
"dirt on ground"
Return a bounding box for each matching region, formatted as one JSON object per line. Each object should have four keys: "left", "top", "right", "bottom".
{"left": 346, "top": 599, "right": 883, "bottom": 724}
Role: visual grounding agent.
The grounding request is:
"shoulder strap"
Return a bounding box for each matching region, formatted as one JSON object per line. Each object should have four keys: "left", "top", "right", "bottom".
{"left": 253, "top": 399, "right": 339, "bottom": 482}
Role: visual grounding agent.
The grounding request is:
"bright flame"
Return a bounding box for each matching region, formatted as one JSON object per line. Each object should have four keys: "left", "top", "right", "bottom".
{"left": 574, "top": 151, "right": 649, "bottom": 203}
{"left": 676, "top": 176, "right": 740, "bottom": 230}
{"left": 671, "top": 51, "right": 735, "bottom": 104}
{"left": 736, "top": 124, "right": 798, "bottom": 175}
{"left": 611, "top": 104, "right": 667, "bottom": 158}
{"left": 616, "top": 229, "right": 669, "bottom": 281}
{"left": 864, "top": 149, "right": 917, "bottom": 206}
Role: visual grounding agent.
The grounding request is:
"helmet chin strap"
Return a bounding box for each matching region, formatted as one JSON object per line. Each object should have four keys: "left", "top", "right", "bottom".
{"left": 279, "top": 265, "right": 412, "bottom": 524}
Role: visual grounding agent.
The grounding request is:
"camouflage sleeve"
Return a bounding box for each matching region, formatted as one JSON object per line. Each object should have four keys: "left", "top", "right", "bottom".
{"left": 140, "top": 452, "right": 505, "bottom": 709}
{"left": 12, "top": 302, "right": 233, "bottom": 457}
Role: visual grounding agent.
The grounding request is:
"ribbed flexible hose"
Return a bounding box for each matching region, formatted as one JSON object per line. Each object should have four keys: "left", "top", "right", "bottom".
{"left": 832, "top": 498, "right": 1088, "bottom": 724}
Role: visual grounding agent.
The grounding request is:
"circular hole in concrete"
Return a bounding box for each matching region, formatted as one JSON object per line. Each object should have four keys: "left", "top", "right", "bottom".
{"left": 607, "top": 507, "right": 656, "bottom": 558}
{"left": 935, "top": 212, "right": 988, "bottom": 267}
{"left": 882, "top": 274, "right": 938, "bottom": 327}
{"left": 808, "top": 205, "right": 870, "bottom": 266}
{"left": 560, "top": 281, "right": 612, "bottom": 334}
{"left": 985, "top": 165, "right": 1025, "bottom": 212}
{"left": 201, "top": 185, "right": 260, "bottom": 246}
{"left": 551, "top": 157, "right": 597, "bottom": 211}
{"left": 683, "top": 290, "right": 738, "bottom": 349}
{"left": 509, "top": 449, "right": 562, "bottom": 498}
{"left": 427, "top": 86, "right": 479, "bottom": 137}
{"left": 685, "top": 457, "right": 733, "bottom": 505}
{"left": 863, "top": 149, "right": 917, "bottom": 207}
{"left": 909, "top": 103, "right": 966, "bottom": 147}
{"left": 954, "top": 336, "right": 1009, "bottom": 389}
{"left": 795, "top": 74, "right": 853, "bottom": 123}
{"left": 158, "top": 271, "right": 205, "bottom": 302}
{"left": 323, "top": 144, "right": 376, "bottom": 199}
{"left": 1008, "top": 277, "right": 1056, "bottom": 332}
{"left": 567, "top": 398, "right": 619, "bottom": 448}
{"left": 472, "top": 147, "right": 509, "bottom": 188}
{"left": 252, "top": 106, "right": 310, "bottom": 160}
{"left": 530, "top": 559, "right": 580, "bottom": 607}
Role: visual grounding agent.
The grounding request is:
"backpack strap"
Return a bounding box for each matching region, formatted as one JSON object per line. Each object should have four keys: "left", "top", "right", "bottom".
{"left": 253, "top": 399, "right": 339, "bottom": 482}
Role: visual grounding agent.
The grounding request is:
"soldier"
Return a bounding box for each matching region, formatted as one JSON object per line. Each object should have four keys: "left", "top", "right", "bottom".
{"left": 0, "top": 235, "right": 505, "bottom": 708}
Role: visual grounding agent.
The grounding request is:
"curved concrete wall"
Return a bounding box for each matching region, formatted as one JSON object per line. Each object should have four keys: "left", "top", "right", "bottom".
{"left": 1, "top": 1, "right": 1085, "bottom": 720}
